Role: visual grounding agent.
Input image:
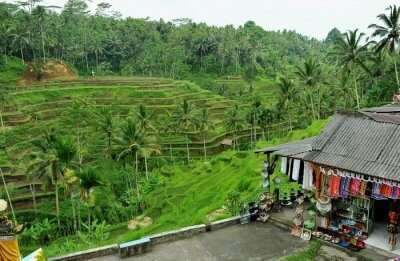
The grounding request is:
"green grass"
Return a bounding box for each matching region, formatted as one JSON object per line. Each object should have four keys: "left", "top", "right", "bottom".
{"left": 281, "top": 241, "right": 321, "bottom": 261}
{"left": 256, "top": 118, "right": 330, "bottom": 149}
{"left": 0, "top": 56, "right": 26, "bottom": 83}
{"left": 22, "top": 150, "right": 264, "bottom": 257}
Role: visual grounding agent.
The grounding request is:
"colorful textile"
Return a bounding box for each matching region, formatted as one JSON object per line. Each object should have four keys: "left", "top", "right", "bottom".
{"left": 372, "top": 183, "right": 386, "bottom": 200}
{"left": 381, "top": 184, "right": 393, "bottom": 198}
{"left": 329, "top": 175, "right": 341, "bottom": 198}
{"left": 339, "top": 177, "right": 350, "bottom": 198}
{"left": 359, "top": 181, "right": 367, "bottom": 196}
{"left": 0, "top": 238, "right": 21, "bottom": 261}
{"left": 313, "top": 164, "right": 322, "bottom": 197}
{"left": 349, "top": 179, "right": 361, "bottom": 196}
{"left": 392, "top": 187, "right": 400, "bottom": 199}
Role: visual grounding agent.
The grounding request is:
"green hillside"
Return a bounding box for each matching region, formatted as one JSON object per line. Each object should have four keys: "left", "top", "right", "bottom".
{"left": 1, "top": 71, "right": 288, "bottom": 213}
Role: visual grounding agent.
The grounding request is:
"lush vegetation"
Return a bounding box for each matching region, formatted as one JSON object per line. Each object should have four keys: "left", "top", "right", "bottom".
{"left": 1, "top": 0, "right": 400, "bottom": 258}
{"left": 22, "top": 151, "right": 263, "bottom": 256}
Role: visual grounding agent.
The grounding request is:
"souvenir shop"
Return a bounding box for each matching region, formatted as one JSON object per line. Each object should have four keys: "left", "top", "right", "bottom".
{"left": 274, "top": 156, "right": 400, "bottom": 251}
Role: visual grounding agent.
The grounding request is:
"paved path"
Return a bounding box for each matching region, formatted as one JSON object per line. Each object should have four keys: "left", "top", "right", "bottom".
{"left": 93, "top": 223, "right": 308, "bottom": 261}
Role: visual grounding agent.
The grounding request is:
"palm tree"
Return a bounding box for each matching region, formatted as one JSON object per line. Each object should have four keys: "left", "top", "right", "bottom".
{"left": 197, "top": 108, "right": 214, "bottom": 160}
{"left": 93, "top": 106, "right": 114, "bottom": 158}
{"left": 369, "top": 5, "right": 400, "bottom": 90}
{"left": 332, "top": 30, "right": 371, "bottom": 109}
{"left": 277, "top": 77, "right": 297, "bottom": 130}
{"left": 115, "top": 119, "right": 145, "bottom": 201}
{"left": 25, "top": 164, "right": 38, "bottom": 214}
{"left": 225, "top": 104, "right": 243, "bottom": 150}
{"left": 75, "top": 167, "right": 102, "bottom": 233}
{"left": 295, "top": 58, "right": 322, "bottom": 119}
{"left": 33, "top": 5, "right": 47, "bottom": 62}
{"left": 259, "top": 108, "right": 274, "bottom": 140}
{"left": 136, "top": 105, "right": 156, "bottom": 132}
{"left": 0, "top": 86, "right": 10, "bottom": 134}
{"left": 31, "top": 132, "right": 77, "bottom": 227}
{"left": 141, "top": 138, "right": 161, "bottom": 180}
{"left": 11, "top": 31, "right": 30, "bottom": 64}
{"left": 173, "top": 100, "right": 196, "bottom": 163}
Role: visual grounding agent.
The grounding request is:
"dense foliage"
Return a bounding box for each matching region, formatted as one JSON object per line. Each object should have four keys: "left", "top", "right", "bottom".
{"left": 1, "top": 1, "right": 400, "bottom": 258}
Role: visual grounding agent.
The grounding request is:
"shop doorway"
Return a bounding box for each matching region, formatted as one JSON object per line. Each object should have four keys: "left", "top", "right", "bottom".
{"left": 365, "top": 199, "right": 400, "bottom": 253}
{"left": 374, "top": 199, "right": 389, "bottom": 222}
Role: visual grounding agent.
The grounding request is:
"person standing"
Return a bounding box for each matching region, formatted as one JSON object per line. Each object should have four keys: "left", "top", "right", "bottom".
{"left": 388, "top": 200, "right": 400, "bottom": 251}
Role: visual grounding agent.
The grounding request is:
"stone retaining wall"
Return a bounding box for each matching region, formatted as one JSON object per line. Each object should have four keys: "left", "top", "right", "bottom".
{"left": 48, "top": 216, "right": 241, "bottom": 261}
{"left": 48, "top": 244, "right": 119, "bottom": 261}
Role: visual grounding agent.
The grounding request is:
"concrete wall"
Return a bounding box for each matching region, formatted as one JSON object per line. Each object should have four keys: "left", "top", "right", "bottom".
{"left": 47, "top": 216, "right": 241, "bottom": 261}
{"left": 48, "top": 244, "right": 118, "bottom": 261}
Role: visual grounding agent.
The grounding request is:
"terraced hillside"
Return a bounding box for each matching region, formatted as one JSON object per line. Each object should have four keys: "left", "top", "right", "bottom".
{"left": 214, "top": 76, "right": 279, "bottom": 107}
{"left": 1, "top": 77, "right": 285, "bottom": 211}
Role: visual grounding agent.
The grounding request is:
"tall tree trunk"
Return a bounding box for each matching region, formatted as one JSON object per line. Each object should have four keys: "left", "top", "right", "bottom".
{"left": 144, "top": 155, "right": 149, "bottom": 180}
{"left": 203, "top": 136, "right": 207, "bottom": 161}
{"left": 135, "top": 151, "right": 140, "bottom": 200}
{"left": 309, "top": 91, "right": 316, "bottom": 120}
{"left": 30, "top": 183, "right": 37, "bottom": 214}
{"left": 55, "top": 177, "right": 60, "bottom": 228}
{"left": 353, "top": 73, "right": 360, "bottom": 110}
{"left": 41, "top": 24, "right": 46, "bottom": 62}
{"left": 0, "top": 110, "right": 4, "bottom": 134}
{"left": 70, "top": 193, "right": 77, "bottom": 233}
{"left": 77, "top": 199, "right": 81, "bottom": 231}
{"left": 96, "top": 51, "right": 99, "bottom": 70}
{"left": 0, "top": 168, "right": 16, "bottom": 223}
{"left": 395, "top": 59, "right": 400, "bottom": 91}
{"left": 20, "top": 46, "right": 25, "bottom": 64}
{"left": 186, "top": 134, "right": 190, "bottom": 163}
{"left": 107, "top": 133, "right": 112, "bottom": 158}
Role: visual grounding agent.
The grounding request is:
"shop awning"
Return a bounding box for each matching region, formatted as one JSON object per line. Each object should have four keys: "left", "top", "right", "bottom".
{"left": 257, "top": 111, "right": 400, "bottom": 182}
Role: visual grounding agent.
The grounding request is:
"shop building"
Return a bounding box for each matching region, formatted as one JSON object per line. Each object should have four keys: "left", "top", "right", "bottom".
{"left": 257, "top": 107, "right": 400, "bottom": 253}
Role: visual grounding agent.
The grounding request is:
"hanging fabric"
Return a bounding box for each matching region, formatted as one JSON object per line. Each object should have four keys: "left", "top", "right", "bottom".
{"left": 380, "top": 184, "right": 392, "bottom": 198}
{"left": 359, "top": 181, "right": 367, "bottom": 196}
{"left": 340, "top": 176, "right": 350, "bottom": 199}
{"left": 349, "top": 179, "right": 361, "bottom": 196}
{"left": 329, "top": 175, "right": 341, "bottom": 198}
{"left": 372, "top": 183, "right": 386, "bottom": 200}
{"left": 302, "top": 162, "right": 314, "bottom": 190}
{"left": 313, "top": 164, "right": 322, "bottom": 198}
{"left": 292, "top": 159, "right": 300, "bottom": 181}
{"left": 281, "top": 157, "right": 287, "bottom": 174}
{"left": 288, "top": 158, "right": 293, "bottom": 178}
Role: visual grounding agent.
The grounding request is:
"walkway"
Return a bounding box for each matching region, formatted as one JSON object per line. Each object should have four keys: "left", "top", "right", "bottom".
{"left": 92, "top": 223, "right": 308, "bottom": 261}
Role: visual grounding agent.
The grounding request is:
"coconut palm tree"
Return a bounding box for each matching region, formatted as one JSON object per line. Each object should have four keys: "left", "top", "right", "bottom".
{"left": 197, "top": 108, "right": 214, "bottom": 161}
{"left": 295, "top": 58, "right": 322, "bottom": 119}
{"left": 136, "top": 105, "right": 156, "bottom": 132}
{"left": 93, "top": 106, "right": 115, "bottom": 158}
{"left": 31, "top": 131, "right": 77, "bottom": 227}
{"left": 115, "top": 119, "right": 145, "bottom": 201}
{"left": 173, "top": 100, "right": 196, "bottom": 163}
{"left": 225, "top": 104, "right": 244, "bottom": 150}
{"left": 75, "top": 167, "right": 102, "bottom": 233}
{"left": 11, "top": 31, "right": 30, "bottom": 64}
{"left": 332, "top": 30, "right": 371, "bottom": 109}
{"left": 369, "top": 5, "right": 400, "bottom": 89}
{"left": 25, "top": 165, "right": 38, "bottom": 214}
{"left": 0, "top": 86, "right": 10, "bottom": 134}
{"left": 277, "top": 77, "right": 297, "bottom": 130}
{"left": 259, "top": 108, "right": 274, "bottom": 140}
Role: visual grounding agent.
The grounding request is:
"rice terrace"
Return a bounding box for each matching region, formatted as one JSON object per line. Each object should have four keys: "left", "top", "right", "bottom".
{"left": 1, "top": 0, "right": 400, "bottom": 260}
